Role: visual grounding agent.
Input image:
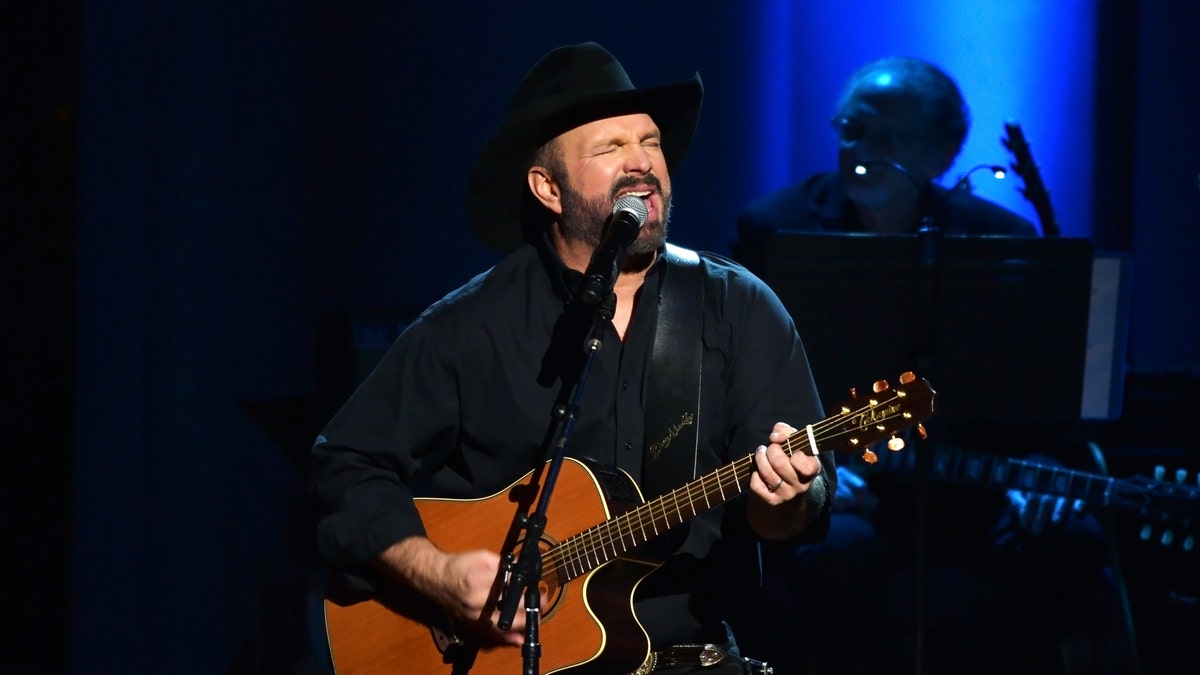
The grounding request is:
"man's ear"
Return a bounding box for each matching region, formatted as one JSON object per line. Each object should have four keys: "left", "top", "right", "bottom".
{"left": 528, "top": 166, "right": 563, "bottom": 216}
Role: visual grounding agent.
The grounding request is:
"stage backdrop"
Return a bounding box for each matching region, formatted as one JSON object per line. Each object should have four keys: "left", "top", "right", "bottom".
{"left": 74, "top": 1, "right": 1197, "bottom": 672}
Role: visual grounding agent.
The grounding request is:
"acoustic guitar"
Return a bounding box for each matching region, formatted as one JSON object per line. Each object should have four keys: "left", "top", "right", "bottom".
{"left": 323, "top": 373, "right": 936, "bottom": 674}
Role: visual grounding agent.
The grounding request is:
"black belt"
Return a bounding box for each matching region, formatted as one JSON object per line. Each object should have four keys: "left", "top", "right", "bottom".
{"left": 633, "top": 643, "right": 774, "bottom": 674}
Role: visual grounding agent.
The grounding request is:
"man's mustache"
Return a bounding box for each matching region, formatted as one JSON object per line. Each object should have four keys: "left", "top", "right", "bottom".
{"left": 611, "top": 173, "right": 663, "bottom": 197}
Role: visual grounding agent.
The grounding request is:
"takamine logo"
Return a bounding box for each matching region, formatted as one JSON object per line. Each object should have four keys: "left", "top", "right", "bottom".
{"left": 850, "top": 401, "right": 902, "bottom": 431}
{"left": 648, "top": 412, "right": 695, "bottom": 459}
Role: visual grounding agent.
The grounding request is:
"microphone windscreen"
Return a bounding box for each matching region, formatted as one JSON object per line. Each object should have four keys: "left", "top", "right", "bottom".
{"left": 612, "top": 194, "right": 649, "bottom": 225}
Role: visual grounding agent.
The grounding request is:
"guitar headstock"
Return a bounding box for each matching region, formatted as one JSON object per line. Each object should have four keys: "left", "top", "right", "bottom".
{"left": 1127, "top": 466, "right": 1200, "bottom": 553}
{"left": 823, "top": 371, "right": 937, "bottom": 463}
{"left": 1002, "top": 120, "right": 1060, "bottom": 236}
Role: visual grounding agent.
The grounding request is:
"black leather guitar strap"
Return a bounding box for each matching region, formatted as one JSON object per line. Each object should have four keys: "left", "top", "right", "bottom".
{"left": 641, "top": 243, "right": 704, "bottom": 499}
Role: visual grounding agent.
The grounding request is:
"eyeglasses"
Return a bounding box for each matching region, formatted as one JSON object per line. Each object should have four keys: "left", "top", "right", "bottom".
{"left": 830, "top": 116, "right": 927, "bottom": 151}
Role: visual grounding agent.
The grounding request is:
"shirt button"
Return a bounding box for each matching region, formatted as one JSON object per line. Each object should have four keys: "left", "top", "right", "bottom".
{"left": 624, "top": 442, "right": 634, "bottom": 451}
{"left": 622, "top": 380, "right": 629, "bottom": 390}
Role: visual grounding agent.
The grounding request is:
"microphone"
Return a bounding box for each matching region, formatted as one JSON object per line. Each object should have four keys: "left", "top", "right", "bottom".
{"left": 579, "top": 194, "right": 648, "bottom": 306}
{"left": 854, "top": 160, "right": 936, "bottom": 232}
{"left": 853, "top": 161, "right": 927, "bottom": 191}
{"left": 951, "top": 163, "right": 1007, "bottom": 191}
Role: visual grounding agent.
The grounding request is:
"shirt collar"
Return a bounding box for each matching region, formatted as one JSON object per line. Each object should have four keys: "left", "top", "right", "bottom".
{"left": 535, "top": 231, "right": 668, "bottom": 304}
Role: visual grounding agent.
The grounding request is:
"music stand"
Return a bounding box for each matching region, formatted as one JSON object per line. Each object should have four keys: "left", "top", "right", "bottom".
{"left": 761, "top": 232, "right": 1096, "bottom": 423}
{"left": 760, "top": 231, "right": 1100, "bottom": 674}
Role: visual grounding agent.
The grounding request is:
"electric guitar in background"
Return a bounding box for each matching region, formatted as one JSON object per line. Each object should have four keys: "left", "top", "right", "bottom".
{"left": 1002, "top": 120, "right": 1061, "bottom": 237}
{"left": 1135, "top": 464, "right": 1200, "bottom": 551}
{"left": 853, "top": 441, "right": 1200, "bottom": 553}
{"left": 323, "top": 373, "right": 936, "bottom": 675}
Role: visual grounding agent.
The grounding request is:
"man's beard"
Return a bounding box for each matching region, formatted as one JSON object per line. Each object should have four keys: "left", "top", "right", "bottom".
{"left": 559, "top": 176, "right": 670, "bottom": 257}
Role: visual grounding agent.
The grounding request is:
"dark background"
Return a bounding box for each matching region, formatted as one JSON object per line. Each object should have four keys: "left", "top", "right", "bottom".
{"left": 4, "top": 1, "right": 1198, "bottom": 673}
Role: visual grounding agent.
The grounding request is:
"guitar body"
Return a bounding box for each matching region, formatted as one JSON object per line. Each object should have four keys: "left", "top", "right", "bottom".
{"left": 323, "top": 458, "right": 660, "bottom": 675}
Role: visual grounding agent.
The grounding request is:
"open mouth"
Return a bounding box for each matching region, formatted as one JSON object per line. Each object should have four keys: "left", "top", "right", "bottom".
{"left": 617, "top": 190, "right": 656, "bottom": 221}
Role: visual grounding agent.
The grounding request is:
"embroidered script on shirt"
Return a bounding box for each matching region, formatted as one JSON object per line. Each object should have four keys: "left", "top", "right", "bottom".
{"left": 648, "top": 412, "right": 695, "bottom": 460}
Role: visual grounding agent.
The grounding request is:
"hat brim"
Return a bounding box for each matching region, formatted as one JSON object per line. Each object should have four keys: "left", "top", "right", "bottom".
{"left": 466, "top": 74, "right": 703, "bottom": 254}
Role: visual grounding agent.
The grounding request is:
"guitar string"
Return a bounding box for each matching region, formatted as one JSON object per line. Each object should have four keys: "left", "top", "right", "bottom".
{"left": 548, "top": 382, "right": 931, "bottom": 575}
{"left": 542, "top": 389, "right": 928, "bottom": 581}
{"left": 546, "top": 391, "right": 920, "bottom": 578}
{"left": 546, "top": 413, "right": 901, "bottom": 580}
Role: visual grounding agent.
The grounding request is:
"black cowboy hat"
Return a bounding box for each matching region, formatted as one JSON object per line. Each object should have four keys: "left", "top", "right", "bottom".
{"left": 466, "top": 42, "right": 704, "bottom": 254}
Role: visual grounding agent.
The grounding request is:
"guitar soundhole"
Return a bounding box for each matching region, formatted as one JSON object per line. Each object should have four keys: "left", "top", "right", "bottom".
{"left": 515, "top": 534, "right": 566, "bottom": 620}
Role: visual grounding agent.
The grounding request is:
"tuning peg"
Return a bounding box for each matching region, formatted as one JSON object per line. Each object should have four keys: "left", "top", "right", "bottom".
{"left": 873, "top": 380, "right": 890, "bottom": 393}
{"left": 916, "top": 424, "right": 927, "bottom": 440}
{"left": 1184, "top": 535, "right": 1195, "bottom": 553}
{"left": 899, "top": 371, "right": 916, "bottom": 385}
{"left": 1176, "top": 468, "right": 1189, "bottom": 484}
{"left": 1140, "top": 524, "right": 1153, "bottom": 542}
{"left": 1161, "top": 530, "right": 1175, "bottom": 547}
{"left": 1155, "top": 465, "right": 1165, "bottom": 481}
{"left": 861, "top": 448, "right": 878, "bottom": 464}
{"left": 887, "top": 436, "right": 905, "bottom": 452}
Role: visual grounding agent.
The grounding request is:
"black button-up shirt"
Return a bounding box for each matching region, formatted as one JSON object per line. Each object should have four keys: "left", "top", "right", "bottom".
{"left": 313, "top": 237, "right": 831, "bottom": 647}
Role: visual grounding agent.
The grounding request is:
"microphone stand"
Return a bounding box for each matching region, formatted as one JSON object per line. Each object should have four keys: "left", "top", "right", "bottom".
{"left": 496, "top": 290, "right": 618, "bottom": 675}
{"left": 860, "top": 159, "right": 1011, "bottom": 674}
{"left": 856, "top": 159, "right": 940, "bottom": 674}
{"left": 911, "top": 201, "right": 941, "bottom": 675}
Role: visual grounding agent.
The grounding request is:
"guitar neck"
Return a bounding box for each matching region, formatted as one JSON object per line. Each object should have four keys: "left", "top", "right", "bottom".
{"left": 544, "top": 376, "right": 936, "bottom": 586}
{"left": 546, "top": 452, "right": 760, "bottom": 586}
{"left": 871, "top": 445, "right": 1123, "bottom": 507}
{"left": 1002, "top": 121, "right": 1061, "bottom": 237}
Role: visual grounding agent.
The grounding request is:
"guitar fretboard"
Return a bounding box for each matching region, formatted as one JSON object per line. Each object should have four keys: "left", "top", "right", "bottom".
{"left": 870, "top": 445, "right": 1118, "bottom": 506}
{"left": 542, "top": 380, "right": 933, "bottom": 585}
